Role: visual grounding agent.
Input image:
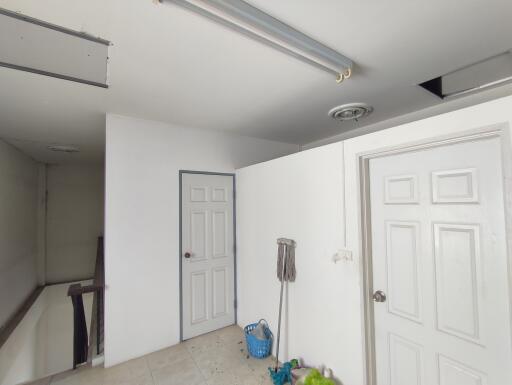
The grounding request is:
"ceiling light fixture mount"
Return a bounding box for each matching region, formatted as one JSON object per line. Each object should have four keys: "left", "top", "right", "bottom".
{"left": 336, "top": 68, "right": 352, "bottom": 84}
{"left": 328, "top": 103, "right": 373, "bottom": 122}
{"left": 160, "top": 0, "right": 354, "bottom": 83}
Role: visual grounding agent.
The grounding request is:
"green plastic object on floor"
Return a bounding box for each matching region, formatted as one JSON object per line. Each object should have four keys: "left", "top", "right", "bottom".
{"left": 304, "top": 369, "right": 335, "bottom": 385}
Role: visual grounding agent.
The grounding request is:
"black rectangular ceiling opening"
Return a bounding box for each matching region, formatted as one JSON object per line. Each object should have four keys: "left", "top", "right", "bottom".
{"left": 420, "top": 51, "right": 512, "bottom": 100}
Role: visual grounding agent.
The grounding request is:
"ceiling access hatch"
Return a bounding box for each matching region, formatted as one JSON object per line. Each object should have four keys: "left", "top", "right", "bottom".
{"left": 0, "top": 8, "right": 109, "bottom": 88}
{"left": 420, "top": 51, "right": 512, "bottom": 99}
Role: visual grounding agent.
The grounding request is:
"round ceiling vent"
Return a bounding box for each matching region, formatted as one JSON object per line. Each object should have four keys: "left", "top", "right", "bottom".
{"left": 328, "top": 103, "right": 373, "bottom": 122}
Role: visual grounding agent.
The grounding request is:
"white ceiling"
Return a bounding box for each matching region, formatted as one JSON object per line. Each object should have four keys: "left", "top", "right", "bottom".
{"left": 0, "top": 0, "right": 511, "bottom": 163}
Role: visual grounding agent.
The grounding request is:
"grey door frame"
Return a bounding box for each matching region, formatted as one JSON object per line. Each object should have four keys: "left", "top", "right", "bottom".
{"left": 179, "top": 170, "right": 237, "bottom": 341}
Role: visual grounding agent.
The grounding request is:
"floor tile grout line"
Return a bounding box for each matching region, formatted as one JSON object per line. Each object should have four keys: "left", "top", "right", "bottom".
{"left": 144, "top": 355, "right": 157, "bottom": 385}
{"left": 189, "top": 349, "right": 208, "bottom": 385}
{"left": 186, "top": 339, "right": 214, "bottom": 383}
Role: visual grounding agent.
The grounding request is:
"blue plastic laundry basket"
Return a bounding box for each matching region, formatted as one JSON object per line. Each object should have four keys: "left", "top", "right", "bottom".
{"left": 244, "top": 319, "right": 273, "bottom": 359}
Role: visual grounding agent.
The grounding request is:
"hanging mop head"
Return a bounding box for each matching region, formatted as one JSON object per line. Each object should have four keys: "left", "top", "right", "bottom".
{"left": 277, "top": 238, "right": 296, "bottom": 282}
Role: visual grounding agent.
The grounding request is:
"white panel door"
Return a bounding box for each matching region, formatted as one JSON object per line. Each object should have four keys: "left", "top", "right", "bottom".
{"left": 369, "top": 137, "right": 512, "bottom": 385}
{"left": 182, "top": 173, "right": 235, "bottom": 340}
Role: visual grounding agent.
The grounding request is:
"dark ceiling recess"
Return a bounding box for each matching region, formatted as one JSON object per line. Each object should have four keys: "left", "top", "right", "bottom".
{"left": 419, "top": 77, "right": 443, "bottom": 99}
{"left": 419, "top": 51, "right": 512, "bottom": 100}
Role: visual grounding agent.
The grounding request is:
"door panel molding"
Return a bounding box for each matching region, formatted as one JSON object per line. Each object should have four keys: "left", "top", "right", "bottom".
{"left": 431, "top": 168, "right": 479, "bottom": 204}
{"left": 212, "top": 266, "right": 229, "bottom": 318}
{"left": 212, "top": 210, "right": 229, "bottom": 259}
{"left": 190, "top": 186, "right": 208, "bottom": 202}
{"left": 386, "top": 221, "right": 422, "bottom": 323}
{"left": 438, "top": 354, "right": 487, "bottom": 385}
{"left": 433, "top": 223, "right": 484, "bottom": 345}
{"left": 190, "top": 270, "right": 208, "bottom": 324}
{"left": 384, "top": 174, "right": 420, "bottom": 204}
{"left": 389, "top": 333, "right": 425, "bottom": 385}
{"left": 358, "top": 124, "right": 512, "bottom": 385}
{"left": 190, "top": 210, "right": 208, "bottom": 261}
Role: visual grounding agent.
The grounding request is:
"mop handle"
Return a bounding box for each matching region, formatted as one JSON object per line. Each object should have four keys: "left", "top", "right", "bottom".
{"left": 275, "top": 249, "right": 286, "bottom": 372}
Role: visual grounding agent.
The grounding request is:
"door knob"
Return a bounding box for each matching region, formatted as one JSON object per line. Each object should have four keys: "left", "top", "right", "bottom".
{"left": 373, "top": 290, "right": 387, "bottom": 303}
{"left": 184, "top": 252, "right": 191, "bottom": 259}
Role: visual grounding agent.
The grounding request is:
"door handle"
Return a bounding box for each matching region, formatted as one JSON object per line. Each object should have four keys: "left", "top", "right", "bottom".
{"left": 184, "top": 252, "right": 191, "bottom": 259}
{"left": 373, "top": 290, "right": 387, "bottom": 303}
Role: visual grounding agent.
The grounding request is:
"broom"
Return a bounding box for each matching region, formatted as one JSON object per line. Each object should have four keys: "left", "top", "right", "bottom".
{"left": 274, "top": 238, "right": 296, "bottom": 373}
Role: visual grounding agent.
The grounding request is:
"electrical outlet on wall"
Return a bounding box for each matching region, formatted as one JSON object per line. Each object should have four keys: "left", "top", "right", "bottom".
{"left": 332, "top": 248, "right": 353, "bottom": 263}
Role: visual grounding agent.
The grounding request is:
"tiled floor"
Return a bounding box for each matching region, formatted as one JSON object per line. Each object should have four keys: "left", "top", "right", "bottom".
{"left": 29, "top": 326, "right": 275, "bottom": 385}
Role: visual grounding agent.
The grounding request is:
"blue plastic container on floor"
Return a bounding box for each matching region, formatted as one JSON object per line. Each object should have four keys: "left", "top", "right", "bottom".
{"left": 244, "top": 319, "right": 273, "bottom": 359}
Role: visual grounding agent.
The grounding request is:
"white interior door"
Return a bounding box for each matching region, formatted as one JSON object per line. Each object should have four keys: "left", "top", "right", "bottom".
{"left": 369, "top": 137, "right": 512, "bottom": 385}
{"left": 181, "top": 173, "right": 235, "bottom": 340}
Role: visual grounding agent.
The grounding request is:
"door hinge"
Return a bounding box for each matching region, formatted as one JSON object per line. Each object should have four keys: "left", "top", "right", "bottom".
{"left": 234, "top": 299, "right": 238, "bottom": 309}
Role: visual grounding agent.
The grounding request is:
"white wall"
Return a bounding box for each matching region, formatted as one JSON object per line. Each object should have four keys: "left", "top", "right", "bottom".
{"left": 0, "top": 139, "right": 39, "bottom": 329}
{"left": 46, "top": 165, "right": 105, "bottom": 283}
{"left": 104, "top": 114, "right": 298, "bottom": 367}
{"left": 236, "top": 94, "right": 512, "bottom": 385}
{"left": 46, "top": 164, "right": 105, "bottom": 283}
{"left": 236, "top": 142, "right": 362, "bottom": 384}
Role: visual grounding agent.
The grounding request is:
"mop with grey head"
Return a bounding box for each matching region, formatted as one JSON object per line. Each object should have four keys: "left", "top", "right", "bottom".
{"left": 274, "top": 238, "right": 296, "bottom": 372}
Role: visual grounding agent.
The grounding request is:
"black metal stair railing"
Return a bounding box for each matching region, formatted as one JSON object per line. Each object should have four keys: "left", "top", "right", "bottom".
{"left": 68, "top": 284, "right": 89, "bottom": 368}
{"left": 67, "top": 236, "right": 104, "bottom": 369}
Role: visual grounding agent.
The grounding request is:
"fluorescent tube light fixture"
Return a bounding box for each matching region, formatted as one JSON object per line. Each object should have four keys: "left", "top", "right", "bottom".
{"left": 160, "top": 0, "right": 354, "bottom": 83}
